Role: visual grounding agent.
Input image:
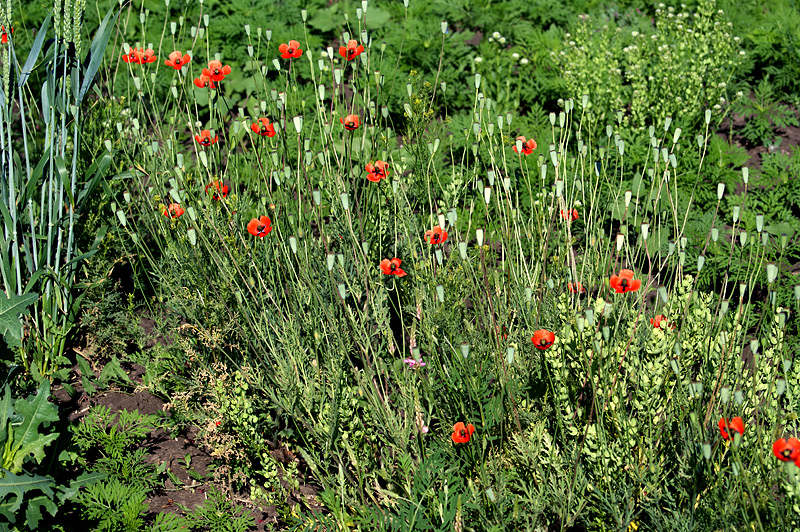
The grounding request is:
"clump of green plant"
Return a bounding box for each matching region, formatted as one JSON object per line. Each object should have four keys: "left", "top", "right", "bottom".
{"left": 733, "top": 77, "right": 799, "bottom": 146}
{"left": 554, "top": 0, "right": 744, "bottom": 131}
{"left": 0, "top": 381, "right": 103, "bottom": 530}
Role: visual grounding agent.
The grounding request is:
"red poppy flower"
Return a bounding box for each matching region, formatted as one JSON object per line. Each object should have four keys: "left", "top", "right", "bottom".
{"left": 193, "top": 74, "right": 217, "bottom": 89}
{"left": 340, "top": 114, "right": 360, "bottom": 130}
{"left": 365, "top": 160, "right": 389, "bottom": 182}
{"left": 773, "top": 437, "right": 800, "bottom": 462}
{"left": 251, "top": 118, "right": 276, "bottom": 137}
{"left": 124, "top": 48, "right": 156, "bottom": 64}
{"left": 339, "top": 40, "right": 365, "bottom": 61}
{"left": 122, "top": 47, "right": 143, "bottom": 64}
{"left": 451, "top": 422, "right": 476, "bottom": 444}
{"left": 567, "top": 282, "right": 586, "bottom": 294}
{"left": 1, "top": 26, "right": 13, "bottom": 44}
{"left": 513, "top": 136, "right": 537, "bottom": 155}
{"left": 205, "top": 180, "right": 229, "bottom": 200}
{"left": 718, "top": 417, "right": 744, "bottom": 440}
{"left": 203, "top": 60, "right": 232, "bottom": 82}
{"left": 561, "top": 209, "right": 579, "bottom": 221}
{"left": 279, "top": 40, "right": 303, "bottom": 59}
{"left": 651, "top": 315, "right": 675, "bottom": 329}
{"left": 247, "top": 216, "right": 273, "bottom": 237}
{"left": 532, "top": 329, "right": 555, "bottom": 350}
{"left": 609, "top": 269, "right": 641, "bottom": 293}
{"left": 380, "top": 258, "right": 407, "bottom": 277}
{"left": 162, "top": 203, "right": 185, "bottom": 219}
{"left": 165, "top": 50, "right": 191, "bottom": 70}
{"left": 194, "top": 130, "right": 218, "bottom": 147}
{"left": 424, "top": 226, "right": 448, "bottom": 245}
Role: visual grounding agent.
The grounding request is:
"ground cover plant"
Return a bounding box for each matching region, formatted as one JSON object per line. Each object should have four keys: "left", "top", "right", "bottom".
{"left": 2, "top": 0, "right": 800, "bottom": 530}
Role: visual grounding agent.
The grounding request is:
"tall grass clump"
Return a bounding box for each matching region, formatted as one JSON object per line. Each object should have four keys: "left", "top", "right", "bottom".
{"left": 0, "top": 1, "right": 117, "bottom": 379}
{"left": 109, "top": 1, "right": 800, "bottom": 530}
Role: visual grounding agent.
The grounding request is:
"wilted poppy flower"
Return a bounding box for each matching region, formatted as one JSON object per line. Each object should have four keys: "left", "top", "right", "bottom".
{"left": 561, "top": 209, "right": 579, "bottom": 221}
{"left": 610, "top": 269, "right": 641, "bottom": 293}
{"left": 247, "top": 216, "right": 273, "bottom": 237}
{"left": 194, "top": 130, "right": 218, "bottom": 147}
{"left": 340, "top": 114, "right": 360, "bottom": 130}
{"left": 162, "top": 203, "right": 185, "bottom": 219}
{"left": 532, "top": 329, "right": 555, "bottom": 350}
{"left": 203, "top": 60, "right": 232, "bottom": 82}
{"left": 365, "top": 161, "right": 389, "bottom": 182}
{"left": 251, "top": 117, "right": 276, "bottom": 137}
{"left": 165, "top": 50, "right": 191, "bottom": 70}
{"left": 193, "top": 74, "right": 217, "bottom": 89}
{"left": 718, "top": 417, "right": 744, "bottom": 440}
{"left": 205, "top": 180, "right": 228, "bottom": 200}
{"left": 380, "top": 258, "right": 407, "bottom": 277}
{"left": 424, "top": 226, "right": 448, "bottom": 245}
{"left": 568, "top": 282, "right": 586, "bottom": 294}
{"left": 451, "top": 422, "right": 475, "bottom": 444}
{"left": 513, "top": 136, "right": 537, "bottom": 155}
{"left": 339, "top": 40, "right": 365, "bottom": 61}
{"left": 1, "top": 26, "right": 13, "bottom": 44}
{"left": 279, "top": 40, "right": 303, "bottom": 59}
{"left": 773, "top": 437, "right": 800, "bottom": 462}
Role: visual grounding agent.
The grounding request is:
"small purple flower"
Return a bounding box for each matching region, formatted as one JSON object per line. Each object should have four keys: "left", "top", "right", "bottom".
{"left": 403, "top": 358, "right": 426, "bottom": 370}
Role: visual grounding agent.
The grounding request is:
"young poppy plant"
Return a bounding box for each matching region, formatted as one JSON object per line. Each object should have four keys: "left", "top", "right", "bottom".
{"left": 718, "top": 417, "right": 744, "bottom": 441}
{"left": 205, "top": 180, "right": 229, "bottom": 200}
{"left": 424, "top": 226, "right": 448, "bottom": 245}
{"left": 279, "top": 40, "right": 303, "bottom": 59}
{"left": 451, "top": 422, "right": 476, "bottom": 444}
{"left": 340, "top": 114, "right": 360, "bottom": 130}
{"left": 162, "top": 203, "right": 185, "bottom": 219}
{"left": 193, "top": 74, "right": 217, "bottom": 89}
{"left": 247, "top": 216, "right": 273, "bottom": 237}
{"left": 339, "top": 39, "right": 365, "bottom": 61}
{"left": 773, "top": 437, "right": 800, "bottom": 462}
{"left": 165, "top": 50, "right": 191, "bottom": 70}
{"left": 365, "top": 161, "right": 389, "bottom": 182}
{"left": 251, "top": 118, "right": 277, "bottom": 137}
{"left": 609, "top": 269, "right": 641, "bottom": 293}
{"left": 513, "top": 136, "right": 537, "bottom": 155}
{"left": 194, "top": 130, "right": 218, "bottom": 147}
{"left": 532, "top": 329, "right": 555, "bottom": 350}
{"left": 380, "top": 258, "right": 407, "bottom": 277}
{"left": 203, "top": 60, "right": 232, "bottom": 82}
{"left": 561, "top": 209, "right": 579, "bottom": 221}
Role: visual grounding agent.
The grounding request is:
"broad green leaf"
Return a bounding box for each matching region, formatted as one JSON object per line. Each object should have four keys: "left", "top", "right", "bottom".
{"left": 0, "top": 471, "right": 55, "bottom": 521}
{"left": 0, "top": 293, "right": 38, "bottom": 350}
{"left": 18, "top": 12, "right": 52, "bottom": 88}
{"left": 78, "top": 7, "right": 121, "bottom": 104}
{"left": 53, "top": 156, "right": 74, "bottom": 208}
{"left": 10, "top": 381, "right": 59, "bottom": 472}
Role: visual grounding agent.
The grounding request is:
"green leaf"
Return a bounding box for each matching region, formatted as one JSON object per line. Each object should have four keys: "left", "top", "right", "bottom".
{"left": 18, "top": 12, "right": 52, "bottom": 88}
{"left": 53, "top": 156, "right": 74, "bottom": 208}
{"left": 23, "top": 493, "right": 58, "bottom": 530}
{"left": 9, "top": 381, "right": 59, "bottom": 473}
{"left": 0, "top": 471, "right": 55, "bottom": 523}
{"left": 0, "top": 292, "right": 38, "bottom": 350}
{"left": 98, "top": 355, "right": 134, "bottom": 387}
{"left": 78, "top": 7, "right": 121, "bottom": 104}
{"left": 57, "top": 471, "right": 106, "bottom": 503}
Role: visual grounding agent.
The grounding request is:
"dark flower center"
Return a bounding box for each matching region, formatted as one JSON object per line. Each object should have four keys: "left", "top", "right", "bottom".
{"left": 258, "top": 224, "right": 266, "bottom": 233}
{"left": 459, "top": 429, "right": 467, "bottom": 438}
{"left": 261, "top": 125, "right": 268, "bottom": 133}
{"left": 214, "top": 68, "right": 220, "bottom": 74}
{"left": 175, "top": 59, "right": 182, "bottom": 65}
